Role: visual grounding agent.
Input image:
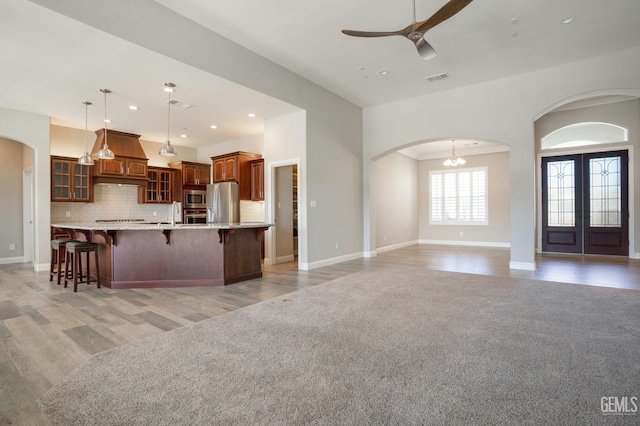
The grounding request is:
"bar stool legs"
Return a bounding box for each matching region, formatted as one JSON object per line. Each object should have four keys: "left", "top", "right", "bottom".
{"left": 50, "top": 239, "right": 76, "bottom": 285}
{"left": 64, "top": 242, "right": 101, "bottom": 292}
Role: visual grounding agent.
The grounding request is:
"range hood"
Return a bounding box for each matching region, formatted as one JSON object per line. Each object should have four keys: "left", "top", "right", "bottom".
{"left": 90, "top": 129, "right": 149, "bottom": 186}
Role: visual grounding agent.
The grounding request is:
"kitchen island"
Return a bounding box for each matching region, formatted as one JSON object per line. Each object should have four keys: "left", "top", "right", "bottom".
{"left": 51, "top": 223, "right": 271, "bottom": 289}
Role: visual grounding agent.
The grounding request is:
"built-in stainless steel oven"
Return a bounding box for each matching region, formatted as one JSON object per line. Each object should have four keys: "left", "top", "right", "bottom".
{"left": 184, "top": 189, "right": 206, "bottom": 209}
{"left": 183, "top": 209, "right": 207, "bottom": 224}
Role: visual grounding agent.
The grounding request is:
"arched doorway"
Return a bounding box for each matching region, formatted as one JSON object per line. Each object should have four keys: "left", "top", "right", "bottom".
{"left": 534, "top": 93, "right": 640, "bottom": 257}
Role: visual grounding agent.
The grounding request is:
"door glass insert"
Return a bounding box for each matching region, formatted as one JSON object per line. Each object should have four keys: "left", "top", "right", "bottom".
{"left": 589, "top": 156, "right": 621, "bottom": 227}
{"left": 546, "top": 160, "right": 575, "bottom": 227}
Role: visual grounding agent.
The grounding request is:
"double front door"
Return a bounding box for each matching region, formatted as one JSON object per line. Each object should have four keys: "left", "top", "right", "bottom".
{"left": 541, "top": 150, "right": 629, "bottom": 256}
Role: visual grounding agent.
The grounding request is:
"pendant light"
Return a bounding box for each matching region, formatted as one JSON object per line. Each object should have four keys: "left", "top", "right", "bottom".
{"left": 443, "top": 140, "right": 466, "bottom": 167}
{"left": 159, "top": 82, "right": 176, "bottom": 156}
{"left": 78, "top": 101, "right": 94, "bottom": 165}
{"left": 96, "top": 88, "right": 115, "bottom": 160}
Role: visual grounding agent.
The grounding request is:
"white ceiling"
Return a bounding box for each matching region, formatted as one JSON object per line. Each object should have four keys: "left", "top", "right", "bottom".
{"left": 1, "top": 0, "right": 639, "bottom": 151}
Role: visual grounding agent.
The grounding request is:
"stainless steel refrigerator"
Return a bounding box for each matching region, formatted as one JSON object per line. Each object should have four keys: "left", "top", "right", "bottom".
{"left": 206, "top": 182, "right": 240, "bottom": 223}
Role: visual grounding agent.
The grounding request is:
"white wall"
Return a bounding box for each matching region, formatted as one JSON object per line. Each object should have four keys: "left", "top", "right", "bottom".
{"left": 418, "top": 151, "right": 511, "bottom": 246}
{"left": 364, "top": 46, "right": 640, "bottom": 270}
{"left": 0, "top": 107, "right": 50, "bottom": 270}
{"left": 263, "top": 111, "right": 306, "bottom": 265}
{"left": 373, "top": 152, "right": 419, "bottom": 250}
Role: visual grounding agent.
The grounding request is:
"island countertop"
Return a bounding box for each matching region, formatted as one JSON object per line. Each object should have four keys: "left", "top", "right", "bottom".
{"left": 51, "top": 222, "right": 272, "bottom": 231}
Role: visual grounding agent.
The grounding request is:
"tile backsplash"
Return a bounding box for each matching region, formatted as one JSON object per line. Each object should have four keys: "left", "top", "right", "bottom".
{"left": 51, "top": 185, "right": 265, "bottom": 223}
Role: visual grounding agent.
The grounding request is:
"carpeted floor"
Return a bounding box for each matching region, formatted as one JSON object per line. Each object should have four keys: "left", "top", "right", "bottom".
{"left": 40, "top": 268, "right": 640, "bottom": 425}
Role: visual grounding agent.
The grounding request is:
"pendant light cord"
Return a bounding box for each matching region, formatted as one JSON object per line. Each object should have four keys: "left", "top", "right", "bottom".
{"left": 167, "top": 91, "right": 171, "bottom": 143}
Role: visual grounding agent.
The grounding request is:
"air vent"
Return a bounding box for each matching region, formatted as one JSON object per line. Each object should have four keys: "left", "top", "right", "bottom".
{"left": 165, "top": 99, "right": 194, "bottom": 109}
{"left": 426, "top": 73, "right": 449, "bottom": 82}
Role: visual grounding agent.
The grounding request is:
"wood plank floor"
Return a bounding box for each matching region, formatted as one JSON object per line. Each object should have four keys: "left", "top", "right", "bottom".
{"left": 1, "top": 244, "right": 639, "bottom": 425}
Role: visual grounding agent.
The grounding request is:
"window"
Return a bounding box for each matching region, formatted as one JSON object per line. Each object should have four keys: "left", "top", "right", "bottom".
{"left": 430, "top": 167, "right": 488, "bottom": 225}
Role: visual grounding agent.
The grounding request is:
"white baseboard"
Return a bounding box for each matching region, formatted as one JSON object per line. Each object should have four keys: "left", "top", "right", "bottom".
{"left": 630, "top": 252, "right": 640, "bottom": 260}
{"left": 509, "top": 261, "right": 536, "bottom": 271}
{"left": 420, "top": 239, "right": 510, "bottom": 248}
{"left": 363, "top": 250, "right": 377, "bottom": 258}
{"left": 34, "top": 262, "right": 50, "bottom": 272}
{"left": 377, "top": 240, "right": 419, "bottom": 253}
{"left": 0, "top": 256, "right": 25, "bottom": 265}
{"left": 299, "top": 252, "right": 363, "bottom": 271}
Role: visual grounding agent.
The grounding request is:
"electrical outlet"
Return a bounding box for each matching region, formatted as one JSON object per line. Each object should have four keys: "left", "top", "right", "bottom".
{"left": 310, "top": 200, "right": 317, "bottom": 207}
{"left": 335, "top": 243, "right": 339, "bottom": 250}
{"left": 153, "top": 211, "right": 157, "bottom": 217}
{"left": 460, "top": 231, "right": 464, "bottom": 237}
{"left": 383, "top": 235, "right": 386, "bottom": 241}
{"left": 65, "top": 211, "right": 71, "bottom": 217}
{"left": 9, "top": 243, "right": 16, "bottom": 251}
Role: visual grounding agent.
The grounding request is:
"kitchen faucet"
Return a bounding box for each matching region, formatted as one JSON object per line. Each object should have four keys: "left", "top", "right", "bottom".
{"left": 171, "top": 201, "right": 178, "bottom": 226}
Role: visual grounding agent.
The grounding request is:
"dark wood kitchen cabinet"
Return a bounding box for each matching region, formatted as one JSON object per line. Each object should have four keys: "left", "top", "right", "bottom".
{"left": 138, "top": 167, "right": 173, "bottom": 204}
{"left": 94, "top": 157, "right": 148, "bottom": 179}
{"left": 169, "top": 161, "right": 211, "bottom": 188}
{"left": 51, "top": 156, "right": 93, "bottom": 202}
{"left": 250, "top": 158, "right": 264, "bottom": 201}
{"left": 211, "top": 151, "right": 262, "bottom": 200}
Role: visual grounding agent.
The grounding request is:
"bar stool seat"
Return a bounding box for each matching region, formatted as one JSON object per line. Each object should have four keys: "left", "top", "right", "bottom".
{"left": 50, "top": 239, "right": 79, "bottom": 284}
{"left": 64, "top": 241, "right": 101, "bottom": 292}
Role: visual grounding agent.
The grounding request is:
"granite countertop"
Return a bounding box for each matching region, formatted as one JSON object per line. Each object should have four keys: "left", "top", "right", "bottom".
{"left": 51, "top": 222, "right": 273, "bottom": 231}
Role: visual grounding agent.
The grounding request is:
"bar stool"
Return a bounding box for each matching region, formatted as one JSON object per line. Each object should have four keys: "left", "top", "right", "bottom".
{"left": 50, "top": 238, "right": 78, "bottom": 285}
{"left": 64, "top": 241, "right": 101, "bottom": 292}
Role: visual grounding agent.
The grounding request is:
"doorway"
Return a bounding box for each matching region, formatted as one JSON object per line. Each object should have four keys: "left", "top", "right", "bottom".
{"left": 23, "top": 168, "right": 35, "bottom": 263}
{"left": 274, "top": 165, "right": 298, "bottom": 264}
{"left": 541, "top": 150, "right": 629, "bottom": 255}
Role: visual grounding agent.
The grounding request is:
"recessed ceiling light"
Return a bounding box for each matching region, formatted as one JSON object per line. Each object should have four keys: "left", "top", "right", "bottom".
{"left": 560, "top": 16, "right": 575, "bottom": 24}
{"left": 358, "top": 65, "right": 366, "bottom": 71}
{"left": 379, "top": 70, "right": 389, "bottom": 76}
{"left": 129, "top": 105, "right": 138, "bottom": 110}
{"left": 511, "top": 32, "right": 520, "bottom": 38}
{"left": 103, "top": 119, "right": 112, "bottom": 123}
{"left": 180, "top": 134, "right": 187, "bottom": 138}
{"left": 248, "top": 113, "right": 256, "bottom": 118}
{"left": 210, "top": 125, "right": 218, "bottom": 129}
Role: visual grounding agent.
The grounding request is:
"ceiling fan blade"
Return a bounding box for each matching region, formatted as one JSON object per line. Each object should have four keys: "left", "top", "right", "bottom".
{"left": 342, "top": 29, "right": 404, "bottom": 38}
{"left": 415, "top": 0, "right": 474, "bottom": 33}
{"left": 414, "top": 37, "right": 436, "bottom": 60}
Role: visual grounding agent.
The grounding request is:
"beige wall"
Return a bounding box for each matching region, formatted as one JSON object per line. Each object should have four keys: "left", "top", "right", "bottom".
{"left": 418, "top": 151, "right": 511, "bottom": 245}
{"left": 0, "top": 138, "right": 25, "bottom": 261}
{"left": 275, "top": 166, "right": 294, "bottom": 262}
{"left": 373, "top": 152, "right": 419, "bottom": 249}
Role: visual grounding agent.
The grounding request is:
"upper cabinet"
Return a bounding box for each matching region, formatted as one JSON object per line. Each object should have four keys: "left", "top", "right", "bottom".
{"left": 250, "top": 159, "right": 264, "bottom": 201}
{"left": 90, "top": 130, "right": 148, "bottom": 185}
{"left": 138, "top": 167, "right": 174, "bottom": 204}
{"left": 211, "top": 152, "right": 262, "bottom": 200}
{"left": 169, "top": 161, "right": 211, "bottom": 188}
{"left": 51, "top": 156, "right": 93, "bottom": 202}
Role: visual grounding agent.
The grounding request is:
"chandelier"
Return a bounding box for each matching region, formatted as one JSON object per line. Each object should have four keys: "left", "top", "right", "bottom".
{"left": 443, "top": 140, "right": 465, "bottom": 167}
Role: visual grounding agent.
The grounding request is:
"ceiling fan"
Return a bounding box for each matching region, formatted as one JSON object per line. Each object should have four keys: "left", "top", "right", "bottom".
{"left": 342, "top": 0, "right": 474, "bottom": 60}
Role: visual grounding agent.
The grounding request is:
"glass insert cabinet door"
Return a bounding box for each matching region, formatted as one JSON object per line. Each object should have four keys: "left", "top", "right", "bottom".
{"left": 541, "top": 150, "right": 628, "bottom": 256}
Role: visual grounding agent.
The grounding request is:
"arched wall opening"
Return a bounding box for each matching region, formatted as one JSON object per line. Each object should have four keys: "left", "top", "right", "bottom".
{"left": 0, "top": 107, "right": 51, "bottom": 270}
{"left": 370, "top": 138, "right": 511, "bottom": 254}
{"left": 533, "top": 90, "right": 640, "bottom": 258}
